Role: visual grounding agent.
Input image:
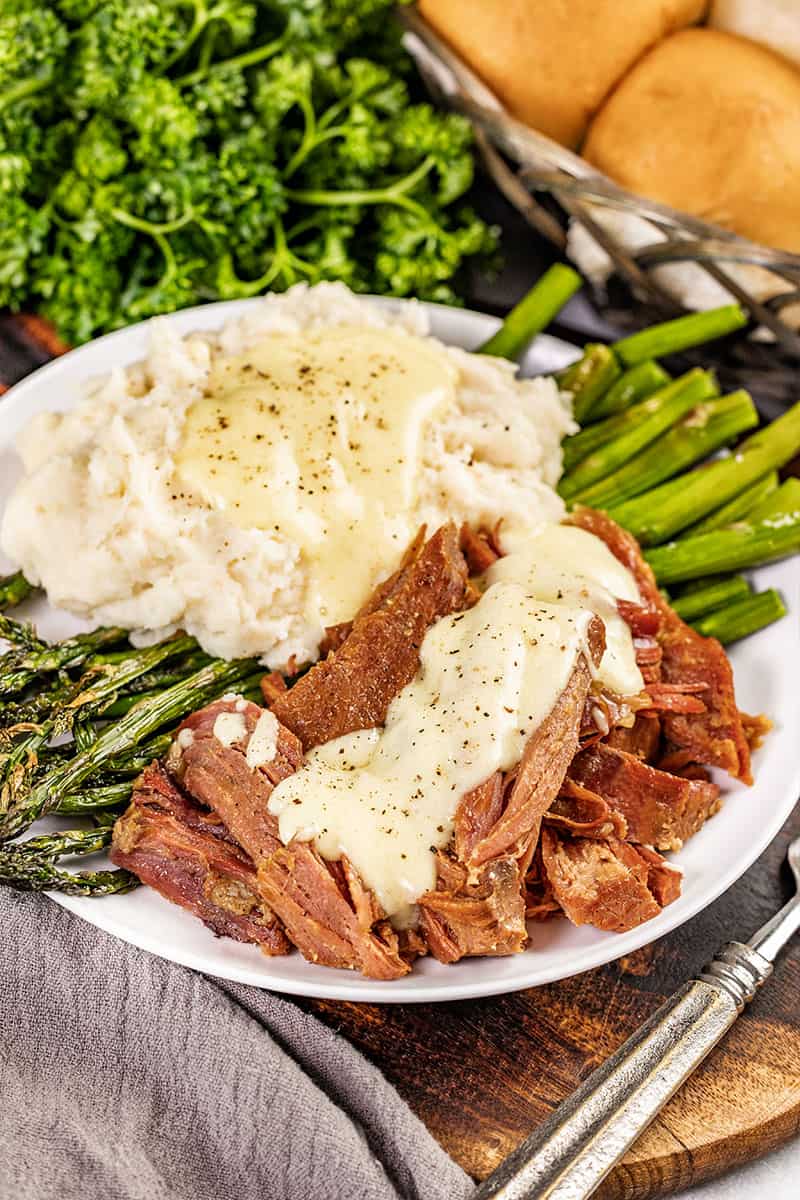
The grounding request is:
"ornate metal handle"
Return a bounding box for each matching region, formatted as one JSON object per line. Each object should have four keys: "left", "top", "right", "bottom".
{"left": 473, "top": 942, "right": 772, "bottom": 1200}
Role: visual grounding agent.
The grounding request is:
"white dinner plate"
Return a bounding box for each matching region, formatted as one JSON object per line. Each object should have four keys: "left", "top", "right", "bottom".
{"left": 1, "top": 298, "right": 798, "bottom": 1003}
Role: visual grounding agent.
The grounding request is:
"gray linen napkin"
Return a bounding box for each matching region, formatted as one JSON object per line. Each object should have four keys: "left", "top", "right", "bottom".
{"left": 0, "top": 890, "right": 473, "bottom": 1200}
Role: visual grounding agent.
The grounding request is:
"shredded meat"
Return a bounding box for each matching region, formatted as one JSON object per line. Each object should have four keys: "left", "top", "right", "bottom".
{"left": 539, "top": 827, "right": 681, "bottom": 933}
{"left": 470, "top": 616, "right": 605, "bottom": 868}
{"left": 270, "top": 523, "right": 469, "bottom": 750}
{"left": 318, "top": 527, "right": 428, "bottom": 657}
{"left": 114, "top": 511, "right": 763, "bottom": 975}
{"left": 544, "top": 779, "right": 628, "bottom": 841}
{"left": 642, "top": 681, "right": 708, "bottom": 715}
{"left": 254, "top": 845, "right": 410, "bottom": 979}
{"left": 170, "top": 697, "right": 409, "bottom": 979}
{"left": 110, "top": 763, "right": 289, "bottom": 955}
{"left": 452, "top": 773, "right": 506, "bottom": 863}
{"left": 741, "top": 711, "right": 772, "bottom": 752}
{"left": 605, "top": 713, "right": 661, "bottom": 761}
{"left": 259, "top": 671, "right": 287, "bottom": 706}
{"left": 658, "top": 614, "right": 752, "bottom": 780}
{"left": 570, "top": 508, "right": 753, "bottom": 783}
{"left": 459, "top": 523, "right": 502, "bottom": 574}
{"left": 419, "top": 855, "right": 528, "bottom": 962}
{"left": 142, "top": 527, "right": 472, "bottom": 979}
{"left": 569, "top": 742, "right": 721, "bottom": 851}
{"left": 172, "top": 698, "right": 301, "bottom": 861}
{"left": 616, "top": 599, "right": 660, "bottom": 638}
{"left": 525, "top": 845, "right": 562, "bottom": 921}
{"left": 417, "top": 615, "right": 606, "bottom": 963}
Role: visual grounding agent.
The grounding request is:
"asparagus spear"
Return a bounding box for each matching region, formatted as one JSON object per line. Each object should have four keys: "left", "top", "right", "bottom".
{"left": 571, "top": 390, "right": 758, "bottom": 509}
{"left": 56, "top": 781, "right": 133, "bottom": 815}
{"left": 122, "top": 651, "right": 213, "bottom": 695}
{"left": 0, "top": 635, "right": 201, "bottom": 842}
{"left": 0, "top": 857, "right": 136, "bottom": 895}
{"left": 588, "top": 360, "right": 671, "bottom": 422}
{"left": 102, "top": 733, "right": 174, "bottom": 777}
{"left": 5, "top": 626, "right": 129, "bottom": 673}
{"left": 102, "top": 664, "right": 264, "bottom": 717}
{"left": 0, "top": 657, "right": 255, "bottom": 841}
{"left": 0, "top": 572, "right": 34, "bottom": 611}
{"left": 478, "top": 264, "right": 582, "bottom": 359}
{"left": 101, "top": 689, "right": 163, "bottom": 718}
{"left": 34, "top": 732, "right": 172, "bottom": 782}
{"left": 106, "top": 669, "right": 264, "bottom": 714}
{"left": 557, "top": 344, "right": 621, "bottom": 423}
{"left": 88, "top": 646, "right": 208, "bottom": 673}
{"left": 558, "top": 369, "right": 717, "bottom": 500}
{"left": 0, "top": 826, "right": 136, "bottom": 895}
{"left": 672, "top": 575, "right": 752, "bottom": 622}
{"left": 13, "top": 826, "right": 114, "bottom": 858}
{"left": 0, "top": 685, "right": 64, "bottom": 729}
{"left": 681, "top": 471, "right": 779, "bottom": 536}
{"left": 0, "top": 625, "right": 129, "bottom": 698}
{"left": 49, "top": 635, "right": 197, "bottom": 736}
{"left": 610, "top": 399, "right": 800, "bottom": 545}
{"left": 644, "top": 514, "right": 800, "bottom": 584}
{"left": 613, "top": 304, "right": 747, "bottom": 366}
{"left": 72, "top": 721, "right": 97, "bottom": 753}
{"left": 0, "top": 613, "right": 45, "bottom": 652}
{"left": 693, "top": 589, "right": 787, "bottom": 644}
{"left": 562, "top": 386, "right": 650, "bottom": 473}
{"left": 1, "top": 637, "right": 195, "bottom": 746}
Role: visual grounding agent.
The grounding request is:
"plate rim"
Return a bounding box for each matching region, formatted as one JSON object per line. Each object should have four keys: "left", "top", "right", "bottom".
{"left": 1, "top": 294, "right": 797, "bottom": 1003}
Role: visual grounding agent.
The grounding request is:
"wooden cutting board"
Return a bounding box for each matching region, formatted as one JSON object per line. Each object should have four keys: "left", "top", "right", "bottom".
{"left": 2, "top": 310, "right": 799, "bottom": 1198}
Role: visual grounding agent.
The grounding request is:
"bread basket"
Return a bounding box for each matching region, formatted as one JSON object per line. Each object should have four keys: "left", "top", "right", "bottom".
{"left": 400, "top": 6, "right": 800, "bottom": 373}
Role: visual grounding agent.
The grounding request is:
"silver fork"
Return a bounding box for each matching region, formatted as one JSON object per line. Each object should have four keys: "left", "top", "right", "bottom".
{"left": 474, "top": 833, "right": 800, "bottom": 1200}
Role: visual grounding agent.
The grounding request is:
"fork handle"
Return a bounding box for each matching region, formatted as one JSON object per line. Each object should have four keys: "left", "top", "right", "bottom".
{"left": 473, "top": 942, "right": 772, "bottom": 1200}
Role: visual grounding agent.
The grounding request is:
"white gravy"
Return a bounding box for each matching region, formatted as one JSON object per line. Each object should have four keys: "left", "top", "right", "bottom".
{"left": 268, "top": 524, "right": 645, "bottom": 926}
{"left": 175, "top": 326, "right": 456, "bottom": 628}
{"left": 488, "top": 524, "right": 644, "bottom": 698}
{"left": 269, "top": 583, "right": 596, "bottom": 922}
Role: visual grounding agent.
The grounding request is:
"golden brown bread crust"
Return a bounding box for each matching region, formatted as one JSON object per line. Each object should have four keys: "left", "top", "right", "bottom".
{"left": 418, "top": 0, "right": 707, "bottom": 148}
{"left": 584, "top": 27, "right": 800, "bottom": 251}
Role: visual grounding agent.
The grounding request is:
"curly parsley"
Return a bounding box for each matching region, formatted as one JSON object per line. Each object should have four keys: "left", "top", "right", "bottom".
{"left": 0, "top": 0, "right": 496, "bottom": 343}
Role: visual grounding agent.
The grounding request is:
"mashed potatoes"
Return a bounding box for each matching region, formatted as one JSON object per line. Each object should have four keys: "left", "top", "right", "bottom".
{"left": 1, "top": 284, "right": 573, "bottom": 667}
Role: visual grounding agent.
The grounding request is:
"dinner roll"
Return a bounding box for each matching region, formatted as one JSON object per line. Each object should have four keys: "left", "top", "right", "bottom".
{"left": 583, "top": 28, "right": 800, "bottom": 252}
{"left": 417, "top": 0, "right": 708, "bottom": 148}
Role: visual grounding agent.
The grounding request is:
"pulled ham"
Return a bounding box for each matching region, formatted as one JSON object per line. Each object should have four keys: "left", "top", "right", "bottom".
{"left": 570, "top": 507, "right": 752, "bottom": 783}
{"left": 271, "top": 523, "right": 468, "bottom": 750}
{"left": 539, "top": 828, "right": 682, "bottom": 933}
{"left": 113, "top": 513, "right": 763, "bottom": 979}
{"left": 418, "top": 617, "right": 605, "bottom": 964}
{"left": 568, "top": 742, "right": 721, "bottom": 852}
{"left": 170, "top": 697, "right": 410, "bottom": 980}
{"left": 110, "top": 763, "right": 289, "bottom": 955}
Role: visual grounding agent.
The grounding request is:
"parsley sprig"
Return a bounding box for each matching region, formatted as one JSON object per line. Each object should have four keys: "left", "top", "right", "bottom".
{"left": 0, "top": 0, "right": 496, "bottom": 343}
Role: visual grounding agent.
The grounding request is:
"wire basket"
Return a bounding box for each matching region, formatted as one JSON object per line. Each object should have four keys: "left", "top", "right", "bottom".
{"left": 401, "top": 7, "right": 800, "bottom": 371}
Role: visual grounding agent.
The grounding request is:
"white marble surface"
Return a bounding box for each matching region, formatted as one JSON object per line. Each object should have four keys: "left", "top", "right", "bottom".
{"left": 674, "top": 1137, "right": 800, "bottom": 1198}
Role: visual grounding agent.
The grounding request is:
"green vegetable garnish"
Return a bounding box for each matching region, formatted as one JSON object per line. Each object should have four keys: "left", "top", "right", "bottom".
{"left": 0, "top": 0, "right": 495, "bottom": 343}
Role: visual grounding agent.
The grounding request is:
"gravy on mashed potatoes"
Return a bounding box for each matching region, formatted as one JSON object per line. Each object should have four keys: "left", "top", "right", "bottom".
{"left": 176, "top": 326, "right": 457, "bottom": 626}
{"left": 1, "top": 284, "right": 573, "bottom": 668}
